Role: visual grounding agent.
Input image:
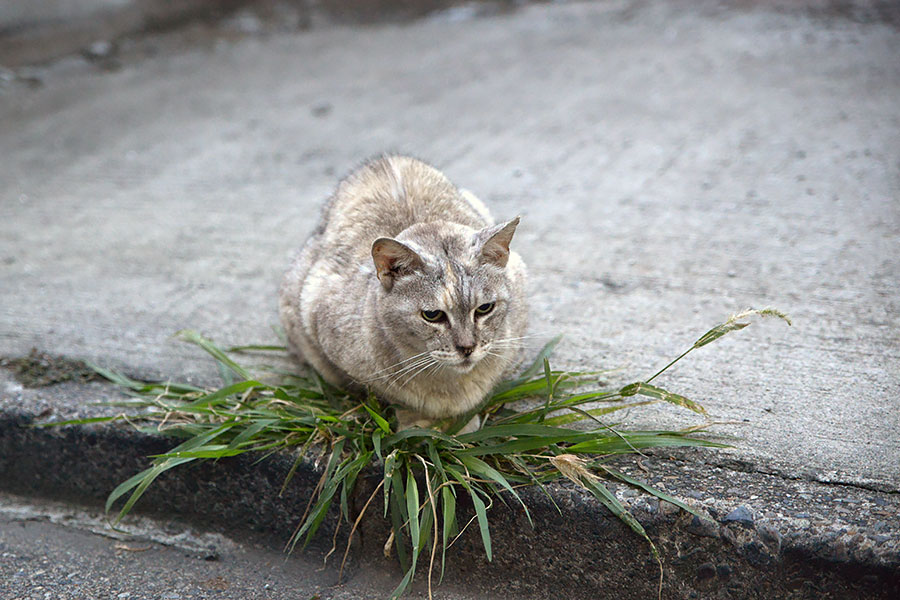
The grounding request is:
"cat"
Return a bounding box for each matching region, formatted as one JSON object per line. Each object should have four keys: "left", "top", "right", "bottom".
{"left": 278, "top": 155, "right": 528, "bottom": 433}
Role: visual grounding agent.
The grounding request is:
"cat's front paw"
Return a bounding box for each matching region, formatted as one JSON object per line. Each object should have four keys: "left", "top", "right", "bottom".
{"left": 394, "top": 407, "right": 437, "bottom": 431}
{"left": 394, "top": 408, "right": 480, "bottom": 435}
{"left": 455, "top": 414, "right": 481, "bottom": 435}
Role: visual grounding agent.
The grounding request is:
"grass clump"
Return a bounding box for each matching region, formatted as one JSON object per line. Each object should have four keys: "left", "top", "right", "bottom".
{"left": 44, "top": 308, "right": 789, "bottom": 599}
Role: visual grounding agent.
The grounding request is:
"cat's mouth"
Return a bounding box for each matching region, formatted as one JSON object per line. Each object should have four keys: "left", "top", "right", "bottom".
{"left": 452, "top": 358, "right": 477, "bottom": 373}
{"left": 444, "top": 353, "right": 485, "bottom": 373}
{"left": 431, "top": 348, "right": 487, "bottom": 373}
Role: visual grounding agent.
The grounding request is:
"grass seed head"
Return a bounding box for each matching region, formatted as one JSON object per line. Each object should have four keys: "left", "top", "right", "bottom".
{"left": 550, "top": 453, "right": 598, "bottom": 486}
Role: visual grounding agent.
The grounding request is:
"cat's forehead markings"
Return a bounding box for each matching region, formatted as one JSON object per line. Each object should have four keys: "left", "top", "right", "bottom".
{"left": 446, "top": 261, "right": 477, "bottom": 310}
{"left": 441, "top": 284, "right": 455, "bottom": 309}
{"left": 443, "top": 262, "right": 458, "bottom": 287}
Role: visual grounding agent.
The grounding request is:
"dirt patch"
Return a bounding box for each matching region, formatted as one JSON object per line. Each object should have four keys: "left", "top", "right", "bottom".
{"left": 1, "top": 349, "right": 101, "bottom": 388}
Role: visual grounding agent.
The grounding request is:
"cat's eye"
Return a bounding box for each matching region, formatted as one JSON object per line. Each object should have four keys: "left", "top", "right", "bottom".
{"left": 475, "top": 302, "right": 495, "bottom": 316}
{"left": 421, "top": 309, "right": 447, "bottom": 323}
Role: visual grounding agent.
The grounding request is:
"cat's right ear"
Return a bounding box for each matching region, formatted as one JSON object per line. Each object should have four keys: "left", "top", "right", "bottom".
{"left": 476, "top": 217, "right": 520, "bottom": 268}
{"left": 372, "top": 238, "right": 424, "bottom": 291}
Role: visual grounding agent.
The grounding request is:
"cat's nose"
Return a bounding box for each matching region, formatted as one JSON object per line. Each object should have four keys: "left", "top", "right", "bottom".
{"left": 456, "top": 344, "right": 475, "bottom": 357}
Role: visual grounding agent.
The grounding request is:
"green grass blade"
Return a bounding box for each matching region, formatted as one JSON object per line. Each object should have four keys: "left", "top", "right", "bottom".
{"left": 106, "top": 421, "right": 234, "bottom": 517}
{"left": 87, "top": 363, "right": 149, "bottom": 391}
{"left": 108, "top": 457, "right": 197, "bottom": 525}
{"left": 364, "top": 403, "right": 391, "bottom": 434}
{"left": 389, "top": 475, "right": 410, "bottom": 572}
{"left": 488, "top": 374, "right": 578, "bottom": 404}
{"left": 647, "top": 308, "right": 790, "bottom": 383}
{"left": 543, "top": 388, "right": 621, "bottom": 408}
{"left": 105, "top": 465, "right": 159, "bottom": 514}
{"left": 580, "top": 476, "right": 658, "bottom": 559}
{"left": 227, "top": 419, "right": 279, "bottom": 450}
{"left": 286, "top": 439, "right": 346, "bottom": 552}
{"left": 457, "top": 430, "right": 606, "bottom": 457}
{"left": 456, "top": 454, "right": 532, "bottom": 526}
{"left": 604, "top": 469, "right": 713, "bottom": 523}
{"left": 227, "top": 344, "right": 289, "bottom": 352}
{"left": 469, "top": 488, "right": 492, "bottom": 562}
{"left": 492, "top": 335, "right": 563, "bottom": 394}
{"left": 373, "top": 430, "right": 383, "bottom": 461}
{"left": 384, "top": 427, "right": 463, "bottom": 448}
{"left": 151, "top": 446, "right": 248, "bottom": 459}
{"left": 383, "top": 450, "right": 397, "bottom": 518}
{"left": 35, "top": 415, "right": 126, "bottom": 427}
{"left": 440, "top": 484, "right": 457, "bottom": 582}
{"left": 538, "top": 357, "right": 553, "bottom": 422}
{"left": 217, "top": 360, "right": 235, "bottom": 387}
{"left": 509, "top": 455, "right": 560, "bottom": 513}
{"left": 425, "top": 441, "right": 449, "bottom": 483}
{"left": 619, "top": 382, "right": 707, "bottom": 416}
{"left": 179, "top": 380, "right": 264, "bottom": 410}
{"left": 447, "top": 467, "right": 492, "bottom": 562}
{"left": 339, "top": 451, "right": 373, "bottom": 519}
{"left": 406, "top": 467, "right": 420, "bottom": 555}
{"left": 542, "top": 401, "right": 655, "bottom": 426}
{"left": 417, "top": 483, "right": 434, "bottom": 556}
{"left": 693, "top": 321, "right": 750, "bottom": 349}
{"left": 566, "top": 432, "right": 726, "bottom": 454}
{"left": 389, "top": 562, "right": 416, "bottom": 600}
{"left": 456, "top": 423, "right": 595, "bottom": 442}
{"left": 176, "top": 330, "right": 251, "bottom": 380}
{"left": 387, "top": 466, "right": 421, "bottom": 600}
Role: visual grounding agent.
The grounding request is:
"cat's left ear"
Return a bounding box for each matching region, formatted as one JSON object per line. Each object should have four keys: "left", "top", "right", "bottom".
{"left": 372, "top": 238, "right": 424, "bottom": 291}
{"left": 476, "top": 217, "right": 520, "bottom": 268}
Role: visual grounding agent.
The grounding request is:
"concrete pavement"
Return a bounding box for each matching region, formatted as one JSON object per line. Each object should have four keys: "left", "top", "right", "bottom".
{"left": 2, "top": 0, "right": 899, "bottom": 597}
{"left": 0, "top": 491, "right": 507, "bottom": 600}
{"left": 2, "top": 0, "right": 898, "bottom": 490}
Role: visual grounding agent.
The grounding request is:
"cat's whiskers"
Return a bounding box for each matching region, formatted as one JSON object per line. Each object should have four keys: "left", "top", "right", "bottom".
{"left": 488, "top": 339, "right": 527, "bottom": 347}
{"left": 490, "top": 334, "right": 546, "bottom": 345}
{"left": 486, "top": 342, "right": 527, "bottom": 353}
{"left": 364, "top": 350, "right": 433, "bottom": 378}
{"left": 366, "top": 355, "right": 434, "bottom": 384}
{"left": 392, "top": 356, "right": 441, "bottom": 390}
{"left": 483, "top": 350, "right": 518, "bottom": 368}
{"left": 386, "top": 352, "right": 442, "bottom": 388}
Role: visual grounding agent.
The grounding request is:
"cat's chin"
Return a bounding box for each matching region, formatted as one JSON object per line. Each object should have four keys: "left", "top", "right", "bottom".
{"left": 445, "top": 357, "right": 482, "bottom": 374}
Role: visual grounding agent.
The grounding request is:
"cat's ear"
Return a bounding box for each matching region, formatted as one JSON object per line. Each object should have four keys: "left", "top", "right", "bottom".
{"left": 372, "top": 238, "right": 424, "bottom": 291}
{"left": 476, "top": 217, "right": 520, "bottom": 268}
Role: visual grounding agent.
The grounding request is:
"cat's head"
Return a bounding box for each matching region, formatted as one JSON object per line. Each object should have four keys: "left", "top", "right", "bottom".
{"left": 371, "top": 218, "right": 520, "bottom": 372}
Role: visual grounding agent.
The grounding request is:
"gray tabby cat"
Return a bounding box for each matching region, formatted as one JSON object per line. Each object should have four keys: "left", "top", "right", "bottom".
{"left": 279, "top": 155, "right": 527, "bottom": 432}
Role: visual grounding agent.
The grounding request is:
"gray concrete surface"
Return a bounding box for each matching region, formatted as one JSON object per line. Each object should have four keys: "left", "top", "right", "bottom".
{"left": 0, "top": 1, "right": 514, "bottom": 68}
{"left": 2, "top": 0, "right": 898, "bottom": 488}
{"left": 0, "top": 491, "right": 508, "bottom": 600}
{"left": 1, "top": 0, "right": 899, "bottom": 596}
{"left": 0, "top": 0, "right": 256, "bottom": 68}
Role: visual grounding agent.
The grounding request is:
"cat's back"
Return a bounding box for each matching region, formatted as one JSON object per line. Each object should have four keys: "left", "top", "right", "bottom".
{"left": 318, "top": 156, "right": 492, "bottom": 261}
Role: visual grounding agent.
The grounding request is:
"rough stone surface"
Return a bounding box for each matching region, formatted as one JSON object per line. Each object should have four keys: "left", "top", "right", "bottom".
{"left": 724, "top": 505, "right": 755, "bottom": 526}
{"left": 1, "top": 0, "right": 899, "bottom": 597}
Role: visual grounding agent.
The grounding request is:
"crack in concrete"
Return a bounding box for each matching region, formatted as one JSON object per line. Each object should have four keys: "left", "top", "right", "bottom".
{"left": 694, "top": 455, "right": 900, "bottom": 495}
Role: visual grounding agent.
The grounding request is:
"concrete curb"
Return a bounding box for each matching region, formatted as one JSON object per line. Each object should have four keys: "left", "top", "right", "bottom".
{"left": 2, "top": 373, "right": 898, "bottom": 599}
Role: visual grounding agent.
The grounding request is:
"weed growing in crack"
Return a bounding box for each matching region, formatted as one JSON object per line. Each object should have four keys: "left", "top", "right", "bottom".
{"left": 43, "top": 308, "right": 789, "bottom": 599}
